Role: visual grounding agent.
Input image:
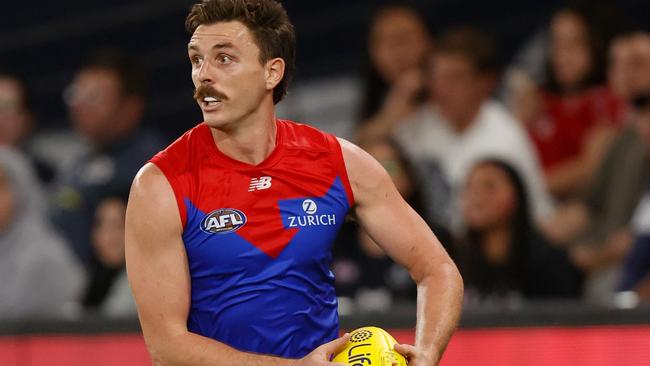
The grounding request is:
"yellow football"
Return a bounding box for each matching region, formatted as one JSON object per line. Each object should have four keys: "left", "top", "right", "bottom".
{"left": 332, "top": 326, "right": 408, "bottom": 366}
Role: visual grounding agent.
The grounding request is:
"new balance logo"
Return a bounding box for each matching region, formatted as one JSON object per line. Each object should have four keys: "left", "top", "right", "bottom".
{"left": 248, "top": 176, "right": 272, "bottom": 191}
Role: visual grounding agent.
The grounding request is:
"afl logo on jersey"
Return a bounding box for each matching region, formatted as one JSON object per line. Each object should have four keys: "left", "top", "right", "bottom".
{"left": 201, "top": 208, "right": 247, "bottom": 234}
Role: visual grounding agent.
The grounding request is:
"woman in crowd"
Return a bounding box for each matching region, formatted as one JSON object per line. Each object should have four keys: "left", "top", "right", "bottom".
{"left": 519, "top": 7, "right": 624, "bottom": 201}
{"left": 355, "top": 4, "right": 433, "bottom": 145}
{"left": 458, "top": 159, "right": 582, "bottom": 307}
{"left": 0, "top": 147, "right": 82, "bottom": 319}
{"left": 81, "top": 195, "right": 136, "bottom": 317}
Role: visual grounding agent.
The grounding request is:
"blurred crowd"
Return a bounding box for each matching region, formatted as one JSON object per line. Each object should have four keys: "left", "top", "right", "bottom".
{"left": 0, "top": 50, "right": 163, "bottom": 319}
{"left": 1, "top": 2, "right": 650, "bottom": 320}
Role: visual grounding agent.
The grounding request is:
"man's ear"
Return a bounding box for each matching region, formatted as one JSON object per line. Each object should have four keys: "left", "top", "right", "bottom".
{"left": 265, "top": 58, "right": 285, "bottom": 91}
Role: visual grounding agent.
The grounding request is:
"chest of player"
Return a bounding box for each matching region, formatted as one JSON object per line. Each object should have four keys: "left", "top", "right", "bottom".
{"left": 180, "top": 163, "right": 351, "bottom": 274}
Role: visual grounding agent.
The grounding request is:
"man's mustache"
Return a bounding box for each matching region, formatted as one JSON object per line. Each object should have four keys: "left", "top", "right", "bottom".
{"left": 194, "top": 85, "right": 228, "bottom": 102}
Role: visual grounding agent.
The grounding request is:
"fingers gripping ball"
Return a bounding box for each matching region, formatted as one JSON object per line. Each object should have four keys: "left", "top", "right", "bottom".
{"left": 332, "top": 326, "right": 408, "bottom": 366}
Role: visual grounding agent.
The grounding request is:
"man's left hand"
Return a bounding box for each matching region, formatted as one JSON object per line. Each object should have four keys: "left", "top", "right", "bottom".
{"left": 394, "top": 343, "right": 438, "bottom": 366}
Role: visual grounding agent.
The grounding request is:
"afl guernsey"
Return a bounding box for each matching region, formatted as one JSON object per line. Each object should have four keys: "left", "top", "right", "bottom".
{"left": 149, "top": 120, "right": 354, "bottom": 358}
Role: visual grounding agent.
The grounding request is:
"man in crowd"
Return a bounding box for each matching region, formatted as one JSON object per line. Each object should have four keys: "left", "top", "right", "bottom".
{"left": 50, "top": 49, "right": 163, "bottom": 267}
{"left": 360, "top": 27, "right": 553, "bottom": 231}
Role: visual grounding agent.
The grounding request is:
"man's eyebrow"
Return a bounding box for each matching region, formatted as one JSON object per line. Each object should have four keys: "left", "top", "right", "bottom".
{"left": 212, "top": 41, "right": 236, "bottom": 50}
{"left": 187, "top": 42, "right": 237, "bottom": 52}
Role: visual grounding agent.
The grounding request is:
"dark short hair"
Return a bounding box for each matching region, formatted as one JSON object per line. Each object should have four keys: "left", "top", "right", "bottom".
{"left": 435, "top": 26, "right": 496, "bottom": 74}
{"left": 186, "top": 0, "right": 296, "bottom": 104}
{"left": 82, "top": 48, "right": 147, "bottom": 98}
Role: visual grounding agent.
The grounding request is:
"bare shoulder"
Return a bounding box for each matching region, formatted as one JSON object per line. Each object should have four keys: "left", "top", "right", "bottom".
{"left": 129, "top": 163, "right": 177, "bottom": 209}
{"left": 131, "top": 162, "right": 170, "bottom": 196}
{"left": 337, "top": 137, "right": 392, "bottom": 204}
{"left": 337, "top": 137, "right": 373, "bottom": 170}
{"left": 126, "top": 163, "right": 182, "bottom": 239}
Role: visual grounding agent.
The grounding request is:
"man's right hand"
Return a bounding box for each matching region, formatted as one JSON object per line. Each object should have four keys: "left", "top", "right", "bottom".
{"left": 295, "top": 333, "right": 350, "bottom": 366}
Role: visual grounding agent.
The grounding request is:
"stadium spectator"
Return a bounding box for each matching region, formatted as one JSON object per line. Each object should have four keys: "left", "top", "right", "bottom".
{"left": 0, "top": 147, "right": 82, "bottom": 319}
{"left": 81, "top": 196, "right": 136, "bottom": 317}
{"left": 545, "top": 90, "right": 650, "bottom": 304}
{"left": 390, "top": 26, "right": 553, "bottom": 231}
{"left": 332, "top": 139, "right": 451, "bottom": 310}
{"left": 458, "top": 159, "right": 581, "bottom": 307}
{"left": 523, "top": 8, "right": 624, "bottom": 201}
{"left": 0, "top": 74, "right": 33, "bottom": 148}
{"left": 277, "top": 3, "right": 432, "bottom": 141}
{"left": 50, "top": 49, "right": 163, "bottom": 266}
{"left": 355, "top": 4, "right": 432, "bottom": 144}
{"left": 609, "top": 31, "right": 650, "bottom": 110}
{"left": 0, "top": 73, "right": 56, "bottom": 184}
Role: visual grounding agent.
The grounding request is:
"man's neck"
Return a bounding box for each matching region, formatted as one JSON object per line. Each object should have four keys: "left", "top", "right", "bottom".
{"left": 437, "top": 100, "right": 483, "bottom": 134}
{"left": 210, "top": 107, "right": 278, "bottom": 166}
{"left": 450, "top": 115, "right": 475, "bottom": 134}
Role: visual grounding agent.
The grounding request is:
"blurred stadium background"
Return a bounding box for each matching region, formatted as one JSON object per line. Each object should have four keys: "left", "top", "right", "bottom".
{"left": 1, "top": 0, "right": 650, "bottom": 365}
{"left": 4, "top": 0, "right": 646, "bottom": 138}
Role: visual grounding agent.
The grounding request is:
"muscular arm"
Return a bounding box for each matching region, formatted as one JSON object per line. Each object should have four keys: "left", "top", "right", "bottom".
{"left": 125, "top": 164, "right": 347, "bottom": 366}
{"left": 339, "top": 139, "right": 463, "bottom": 365}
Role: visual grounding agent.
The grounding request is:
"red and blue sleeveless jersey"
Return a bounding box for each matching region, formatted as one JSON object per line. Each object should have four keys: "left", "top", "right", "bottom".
{"left": 149, "top": 120, "right": 354, "bottom": 358}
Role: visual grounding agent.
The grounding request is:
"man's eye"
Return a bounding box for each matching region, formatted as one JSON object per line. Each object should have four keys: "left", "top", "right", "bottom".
{"left": 190, "top": 55, "right": 202, "bottom": 65}
{"left": 218, "top": 55, "right": 233, "bottom": 64}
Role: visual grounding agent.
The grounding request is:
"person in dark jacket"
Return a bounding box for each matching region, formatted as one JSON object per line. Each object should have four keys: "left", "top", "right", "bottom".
{"left": 458, "top": 158, "right": 582, "bottom": 307}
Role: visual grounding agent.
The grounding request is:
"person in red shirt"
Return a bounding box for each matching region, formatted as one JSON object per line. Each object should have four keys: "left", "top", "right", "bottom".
{"left": 527, "top": 8, "right": 624, "bottom": 201}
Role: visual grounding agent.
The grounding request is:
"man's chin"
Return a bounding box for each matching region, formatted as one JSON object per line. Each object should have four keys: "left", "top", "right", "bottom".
{"left": 203, "top": 117, "right": 224, "bottom": 127}
{"left": 203, "top": 116, "right": 234, "bottom": 130}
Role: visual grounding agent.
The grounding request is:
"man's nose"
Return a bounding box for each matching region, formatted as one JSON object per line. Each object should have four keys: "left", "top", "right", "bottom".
{"left": 198, "top": 60, "right": 215, "bottom": 84}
